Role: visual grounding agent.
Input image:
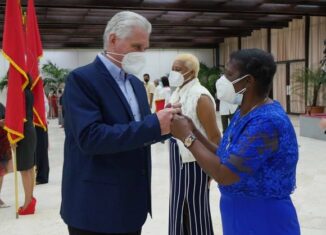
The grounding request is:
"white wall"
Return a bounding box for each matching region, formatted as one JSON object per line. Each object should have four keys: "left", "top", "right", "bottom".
{"left": 0, "top": 53, "right": 9, "bottom": 104}
{"left": 0, "top": 48, "right": 214, "bottom": 103}
{"left": 39, "top": 48, "right": 215, "bottom": 79}
{"left": 139, "top": 48, "right": 215, "bottom": 80}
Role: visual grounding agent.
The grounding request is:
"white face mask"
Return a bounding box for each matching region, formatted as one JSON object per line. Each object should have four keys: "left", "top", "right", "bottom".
{"left": 215, "top": 74, "right": 248, "bottom": 105}
{"left": 105, "top": 51, "right": 146, "bottom": 75}
{"left": 168, "top": 70, "right": 191, "bottom": 87}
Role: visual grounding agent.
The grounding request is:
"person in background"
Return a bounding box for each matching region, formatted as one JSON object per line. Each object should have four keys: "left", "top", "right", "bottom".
{"left": 216, "top": 71, "right": 241, "bottom": 133}
{"left": 16, "top": 78, "right": 37, "bottom": 215}
{"left": 0, "top": 102, "right": 12, "bottom": 208}
{"left": 153, "top": 78, "right": 160, "bottom": 88}
{"left": 168, "top": 53, "right": 221, "bottom": 235}
{"left": 57, "top": 89, "right": 64, "bottom": 127}
{"left": 159, "top": 76, "right": 171, "bottom": 105}
{"left": 152, "top": 78, "right": 163, "bottom": 113}
{"left": 60, "top": 89, "right": 65, "bottom": 126}
{"left": 170, "top": 49, "right": 300, "bottom": 235}
{"left": 217, "top": 99, "right": 238, "bottom": 133}
{"left": 153, "top": 76, "right": 171, "bottom": 112}
{"left": 35, "top": 93, "right": 49, "bottom": 185}
{"left": 143, "top": 73, "right": 155, "bottom": 108}
{"left": 49, "top": 89, "right": 58, "bottom": 118}
{"left": 47, "top": 90, "right": 53, "bottom": 119}
{"left": 61, "top": 11, "right": 179, "bottom": 235}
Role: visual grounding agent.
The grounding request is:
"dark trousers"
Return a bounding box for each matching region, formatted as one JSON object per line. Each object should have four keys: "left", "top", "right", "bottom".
{"left": 35, "top": 126, "right": 49, "bottom": 183}
{"left": 221, "top": 113, "right": 234, "bottom": 133}
{"left": 68, "top": 226, "right": 141, "bottom": 235}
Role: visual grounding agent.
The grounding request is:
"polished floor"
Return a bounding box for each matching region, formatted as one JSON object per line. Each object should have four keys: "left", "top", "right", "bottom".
{"left": 0, "top": 115, "right": 325, "bottom": 235}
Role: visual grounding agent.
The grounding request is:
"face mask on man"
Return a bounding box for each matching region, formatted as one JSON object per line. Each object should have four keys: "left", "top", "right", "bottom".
{"left": 105, "top": 51, "right": 146, "bottom": 75}
{"left": 168, "top": 70, "right": 191, "bottom": 87}
{"left": 215, "top": 74, "right": 249, "bottom": 105}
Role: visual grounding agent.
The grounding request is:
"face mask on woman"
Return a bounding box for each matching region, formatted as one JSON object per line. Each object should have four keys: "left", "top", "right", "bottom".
{"left": 215, "top": 74, "right": 249, "bottom": 105}
{"left": 168, "top": 70, "right": 191, "bottom": 87}
{"left": 105, "top": 51, "right": 146, "bottom": 75}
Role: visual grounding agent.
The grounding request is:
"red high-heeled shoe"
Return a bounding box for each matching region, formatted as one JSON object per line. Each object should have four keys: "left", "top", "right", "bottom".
{"left": 18, "top": 197, "right": 36, "bottom": 215}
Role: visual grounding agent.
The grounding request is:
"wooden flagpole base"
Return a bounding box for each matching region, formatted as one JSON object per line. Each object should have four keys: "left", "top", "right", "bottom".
{"left": 11, "top": 145, "right": 19, "bottom": 219}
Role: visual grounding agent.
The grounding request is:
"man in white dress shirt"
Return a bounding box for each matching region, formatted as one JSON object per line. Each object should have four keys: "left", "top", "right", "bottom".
{"left": 219, "top": 100, "right": 238, "bottom": 133}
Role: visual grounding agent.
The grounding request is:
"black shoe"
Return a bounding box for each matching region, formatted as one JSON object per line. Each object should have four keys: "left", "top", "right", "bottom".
{"left": 36, "top": 180, "right": 48, "bottom": 185}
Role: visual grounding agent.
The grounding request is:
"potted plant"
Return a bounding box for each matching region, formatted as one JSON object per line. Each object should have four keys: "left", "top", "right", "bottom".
{"left": 0, "top": 74, "right": 8, "bottom": 92}
{"left": 198, "top": 62, "right": 222, "bottom": 111}
{"left": 0, "top": 61, "right": 70, "bottom": 95}
{"left": 294, "top": 67, "right": 326, "bottom": 115}
{"left": 41, "top": 61, "right": 70, "bottom": 95}
{"left": 198, "top": 62, "right": 222, "bottom": 97}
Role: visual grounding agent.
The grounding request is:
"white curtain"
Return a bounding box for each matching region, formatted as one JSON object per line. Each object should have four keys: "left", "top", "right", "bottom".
{"left": 290, "top": 61, "right": 306, "bottom": 113}
{"left": 273, "top": 64, "right": 287, "bottom": 110}
{"left": 241, "top": 29, "right": 268, "bottom": 51}
{"left": 309, "top": 16, "right": 326, "bottom": 107}
{"left": 219, "top": 37, "right": 239, "bottom": 66}
{"left": 271, "top": 18, "right": 305, "bottom": 62}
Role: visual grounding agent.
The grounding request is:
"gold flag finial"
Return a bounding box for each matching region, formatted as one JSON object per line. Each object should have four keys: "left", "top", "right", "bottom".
{"left": 22, "top": 11, "right": 27, "bottom": 25}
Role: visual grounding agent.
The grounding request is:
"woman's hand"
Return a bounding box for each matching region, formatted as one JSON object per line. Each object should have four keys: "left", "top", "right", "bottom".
{"left": 183, "top": 115, "right": 197, "bottom": 133}
{"left": 171, "top": 114, "right": 193, "bottom": 141}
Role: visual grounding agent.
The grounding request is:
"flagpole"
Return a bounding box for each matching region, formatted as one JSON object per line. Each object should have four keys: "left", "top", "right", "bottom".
{"left": 11, "top": 145, "right": 19, "bottom": 219}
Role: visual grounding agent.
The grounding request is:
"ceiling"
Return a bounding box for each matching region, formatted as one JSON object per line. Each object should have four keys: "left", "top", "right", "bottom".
{"left": 1, "top": 0, "right": 326, "bottom": 49}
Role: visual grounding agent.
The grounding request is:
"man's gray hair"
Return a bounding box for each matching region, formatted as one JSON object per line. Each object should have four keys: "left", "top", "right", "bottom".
{"left": 103, "top": 11, "right": 152, "bottom": 50}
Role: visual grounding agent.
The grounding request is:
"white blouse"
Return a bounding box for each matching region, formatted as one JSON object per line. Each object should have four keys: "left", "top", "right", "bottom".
{"left": 170, "top": 78, "right": 216, "bottom": 163}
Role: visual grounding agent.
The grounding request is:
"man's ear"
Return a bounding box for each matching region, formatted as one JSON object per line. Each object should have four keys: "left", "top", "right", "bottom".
{"left": 108, "top": 33, "right": 116, "bottom": 47}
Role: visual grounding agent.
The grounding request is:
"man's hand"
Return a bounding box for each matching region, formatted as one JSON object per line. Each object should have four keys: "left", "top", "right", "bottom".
{"left": 156, "top": 107, "right": 181, "bottom": 135}
{"left": 165, "top": 102, "right": 182, "bottom": 110}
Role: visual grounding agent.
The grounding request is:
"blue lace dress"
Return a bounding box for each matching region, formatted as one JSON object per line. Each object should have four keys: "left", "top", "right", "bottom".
{"left": 216, "top": 101, "right": 300, "bottom": 235}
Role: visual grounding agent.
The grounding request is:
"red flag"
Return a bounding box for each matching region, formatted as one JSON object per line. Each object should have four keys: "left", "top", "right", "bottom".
{"left": 1, "top": 0, "right": 28, "bottom": 144}
{"left": 26, "top": 0, "right": 47, "bottom": 130}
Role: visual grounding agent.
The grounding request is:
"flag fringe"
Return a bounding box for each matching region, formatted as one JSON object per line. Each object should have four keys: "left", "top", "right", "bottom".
{"left": 1, "top": 51, "right": 29, "bottom": 90}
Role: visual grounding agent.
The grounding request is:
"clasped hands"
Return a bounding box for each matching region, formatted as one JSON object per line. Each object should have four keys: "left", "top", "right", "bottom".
{"left": 156, "top": 103, "right": 195, "bottom": 140}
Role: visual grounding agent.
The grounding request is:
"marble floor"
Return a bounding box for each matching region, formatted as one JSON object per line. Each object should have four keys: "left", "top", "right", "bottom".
{"left": 0, "top": 115, "right": 325, "bottom": 235}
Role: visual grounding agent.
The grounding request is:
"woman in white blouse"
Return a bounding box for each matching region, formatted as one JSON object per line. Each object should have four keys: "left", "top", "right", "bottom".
{"left": 168, "top": 53, "right": 221, "bottom": 235}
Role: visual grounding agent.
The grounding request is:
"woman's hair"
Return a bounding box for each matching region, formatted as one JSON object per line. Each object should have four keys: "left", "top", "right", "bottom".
{"left": 174, "top": 53, "right": 200, "bottom": 77}
{"left": 230, "top": 48, "right": 276, "bottom": 96}
{"left": 103, "top": 11, "right": 152, "bottom": 50}
{"left": 161, "top": 76, "right": 169, "bottom": 87}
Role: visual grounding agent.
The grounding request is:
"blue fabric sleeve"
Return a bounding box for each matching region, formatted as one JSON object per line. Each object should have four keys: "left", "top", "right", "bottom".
{"left": 223, "top": 118, "right": 279, "bottom": 179}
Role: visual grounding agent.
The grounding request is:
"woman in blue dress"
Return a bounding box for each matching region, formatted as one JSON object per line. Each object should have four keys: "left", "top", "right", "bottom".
{"left": 170, "top": 48, "right": 300, "bottom": 235}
